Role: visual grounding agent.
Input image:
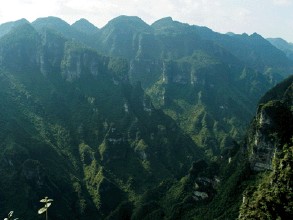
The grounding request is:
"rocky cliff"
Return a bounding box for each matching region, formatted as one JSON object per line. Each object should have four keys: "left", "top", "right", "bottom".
{"left": 247, "top": 75, "right": 293, "bottom": 171}
{"left": 238, "top": 75, "right": 293, "bottom": 219}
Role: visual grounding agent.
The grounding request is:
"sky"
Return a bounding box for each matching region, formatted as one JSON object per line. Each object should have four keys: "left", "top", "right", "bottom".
{"left": 0, "top": 0, "right": 293, "bottom": 42}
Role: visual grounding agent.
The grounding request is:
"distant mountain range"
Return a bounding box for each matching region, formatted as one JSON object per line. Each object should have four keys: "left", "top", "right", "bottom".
{"left": 0, "top": 16, "right": 292, "bottom": 220}
{"left": 267, "top": 37, "right": 293, "bottom": 60}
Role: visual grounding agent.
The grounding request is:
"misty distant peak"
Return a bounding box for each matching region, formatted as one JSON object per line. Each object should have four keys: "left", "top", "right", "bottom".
{"left": 72, "top": 18, "right": 99, "bottom": 35}
{"left": 226, "top": 32, "right": 236, "bottom": 36}
{"left": 151, "top": 16, "right": 190, "bottom": 31}
{"left": 152, "top": 16, "right": 173, "bottom": 25}
{"left": 33, "top": 16, "right": 69, "bottom": 24}
{"left": 106, "top": 15, "right": 148, "bottom": 26}
{"left": 0, "top": 18, "right": 30, "bottom": 38}
{"left": 32, "top": 16, "right": 71, "bottom": 30}
{"left": 102, "top": 15, "right": 151, "bottom": 32}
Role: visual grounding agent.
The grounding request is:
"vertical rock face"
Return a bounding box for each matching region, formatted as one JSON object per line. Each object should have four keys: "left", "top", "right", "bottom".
{"left": 61, "top": 47, "right": 105, "bottom": 81}
{"left": 250, "top": 108, "right": 277, "bottom": 171}
{"left": 1, "top": 16, "right": 293, "bottom": 219}
{"left": 129, "top": 59, "right": 163, "bottom": 87}
{"left": 162, "top": 61, "right": 191, "bottom": 85}
{"left": 238, "top": 76, "right": 293, "bottom": 219}
{"left": 39, "top": 30, "right": 66, "bottom": 76}
{"left": 248, "top": 76, "right": 293, "bottom": 171}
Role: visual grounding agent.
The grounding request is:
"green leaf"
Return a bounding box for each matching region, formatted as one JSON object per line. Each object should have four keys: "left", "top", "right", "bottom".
{"left": 38, "top": 207, "right": 47, "bottom": 214}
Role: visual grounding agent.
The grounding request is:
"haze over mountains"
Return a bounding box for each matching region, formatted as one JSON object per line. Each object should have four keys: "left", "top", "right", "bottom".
{"left": 0, "top": 16, "right": 292, "bottom": 220}
{"left": 267, "top": 37, "right": 293, "bottom": 61}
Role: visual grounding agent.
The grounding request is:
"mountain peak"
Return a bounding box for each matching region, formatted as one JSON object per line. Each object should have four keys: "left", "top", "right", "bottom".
{"left": 7, "top": 22, "right": 37, "bottom": 36}
{"left": 226, "top": 32, "right": 236, "bottom": 36}
{"left": 0, "top": 18, "right": 30, "bottom": 38}
{"left": 73, "top": 18, "right": 94, "bottom": 26}
{"left": 151, "top": 16, "right": 189, "bottom": 31}
{"left": 33, "top": 16, "right": 68, "bottom": 24}
{"left": 107, "top": 15, "right": 147, "bottom": 26}
{"left": 32, "top": 16, "right": 70, "bottom": 31}
{"left": 152, "top": 16, "right": 173, "bottom": 24}
{"left": 72, "top": 18, "right": 99, "bottom": 35}
{"left": 0, "top": 18, "right": 29, "bottom": 26}
{"left": 0, "top": 14, "right": 293, "bottom": 220}
{"left": 250, "top": 32, "right": 263, "bottom": 39}
{"left": 103, "top": 15, "right": 150, "bottom": 31}
{"left": 267, "top": 37, "right": 293, "bottom": 60}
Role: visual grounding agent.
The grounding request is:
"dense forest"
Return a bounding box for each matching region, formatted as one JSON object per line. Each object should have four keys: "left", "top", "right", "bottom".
{"left": 0, "top": 16, "right": 292, "bottom": 219}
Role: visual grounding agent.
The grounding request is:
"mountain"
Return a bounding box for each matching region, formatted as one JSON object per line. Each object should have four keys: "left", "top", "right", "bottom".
{"left": 0, "top": 16, "right": 292, "bottom": 219}
{"left": 31, "top": 16, "right": 99, "bottom": 49}
{"left": 239, "top": 75, "right": 293, "bottom": 219}
{"left": 246, "top": 75, "right": 293, "bottom": 171}
{"left": 97, "top": 15, "right": 152, "bottom": 59}
{"left": 267, "top": 37, "right": 293, "bottom": 61}
{"left": 92, "top": 16, "right": 292, "bottom": 157}
{"left": 0, "top": 22, "right": 202, "bottom": 219}
{"left": 192, "top": 27, "right": 292, "bottom": 73}
{"left": 71, "top": 18, "right": 100, "bottom": 36}
{"left": 155, "top": 75, "right": 293, "bottom": 220}
{"left": 0, "top": 18, "right": 29, "bottom": 38}
{"left": 9, "top": 16, "right": 279, "bottom": 158}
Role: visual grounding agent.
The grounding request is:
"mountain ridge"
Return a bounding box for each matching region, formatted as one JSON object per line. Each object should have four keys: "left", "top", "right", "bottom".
{"left": 0, "top": 15, "right": 292, "bottom": 219}
{"left": 0, "top": 22, "right": 203, "bottom": 219}
{"left": 267, "top": 37, "right": 293, "bottom": 61}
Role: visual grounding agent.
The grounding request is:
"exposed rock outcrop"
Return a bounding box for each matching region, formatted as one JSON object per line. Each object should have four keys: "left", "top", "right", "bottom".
{"left": 248, "top": 76, "right": 293, "bottom": 171}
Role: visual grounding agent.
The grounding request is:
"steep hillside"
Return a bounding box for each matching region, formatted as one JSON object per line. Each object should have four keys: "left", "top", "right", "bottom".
{"left": 158, "top": 75, "right": 293, "bottom": 220}
{"left": 71, "top": 18, "right": 100, "bottom": 36}
{"left": 31, "top": 16, "right": 99, "bottom": 49}
{"left": 0, "top": 18, "right": 29, "bottom": 38}
{"left": 95, "top": 16, "right": 292, "bottom": 157}
{"left": 97, "top": 15, "right": 152, "bottom": 59}
{"left": 193, "top": 27, "right": 292, "bottom": 73}
{"left": 239, "top": 75, "right": 293, "bottom": 219}
{"left": 0, "top": 16, "right": 292, "bottom": 219}
{"left": 268, "top": 38, "right": 293, "bottom": 61}
{"left": 0, "top": 23, "right": 202, "bottom": 219}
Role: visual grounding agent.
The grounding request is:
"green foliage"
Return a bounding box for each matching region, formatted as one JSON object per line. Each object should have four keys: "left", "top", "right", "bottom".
{"left": 239, "top": 142, "right": 293, "bottom": 219}
{"left": 0, "top": 15, "right": 292, "bottom": 220}
{"left": 0, "top": 30, "right": 202, "bottom": 219}
{"left": 259, "top": 75, "right": 293, "bottom": 105}
{"left": 238, "top": 77, "right": 293, "bottom": 219}
{"left": 146, "top": 58, "right": 260, "bottom": 158}
{"left": 4, "top": 211, "right": 18, "bottom": 220}
{"left": 0, "top": 23, "right": 40, "bottom": 72}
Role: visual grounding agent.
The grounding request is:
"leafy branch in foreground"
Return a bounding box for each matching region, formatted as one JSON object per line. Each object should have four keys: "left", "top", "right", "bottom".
{"left": 4, "top": 211, "right": 18, "bottom": 220}
{"left": 38, "top": 197, "right": 53, "bottom": 220}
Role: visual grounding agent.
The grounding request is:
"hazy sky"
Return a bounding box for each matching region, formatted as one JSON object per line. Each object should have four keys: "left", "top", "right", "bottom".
{"left": 0, "top": 0, "right": 293, "bottom": 42}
